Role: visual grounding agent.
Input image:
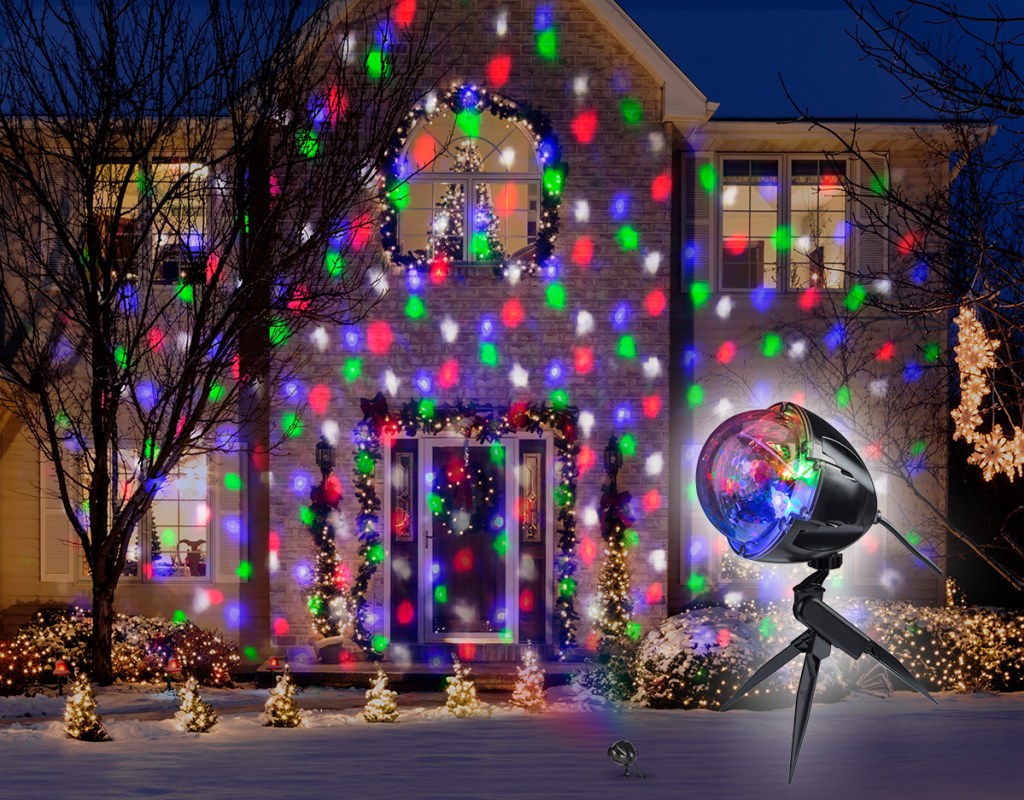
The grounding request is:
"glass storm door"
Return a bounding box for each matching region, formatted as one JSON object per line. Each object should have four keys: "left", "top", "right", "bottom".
{"left": 421, "top": 440, "right": 514, "bottom": 642}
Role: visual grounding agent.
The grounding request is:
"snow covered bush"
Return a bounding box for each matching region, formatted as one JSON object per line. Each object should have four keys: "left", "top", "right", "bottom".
{"left": 446, "top": 659, "right": 486, "bottom": 718}
{"left": 18, "top": 607, "right": 238, "bottom": 686}
{"left": 574, "top": 636, "right": 638, "bottom": 701}
{"left": 0, "top": 636, "right": 43, "bottom": 695}
{"left": 633, "top": 607, "right": 765, "bottom": 709}
{"left": 363, "top": 666, "right": 399, "bottom": 722}
{"left": 263, "top": 670, "right": 303, "bottom": 728}
{"left": 63, "top": 673, "right": 108, "bottom": 741}
{"left": 175, "top": 676, "right": 218, "bottom": 733}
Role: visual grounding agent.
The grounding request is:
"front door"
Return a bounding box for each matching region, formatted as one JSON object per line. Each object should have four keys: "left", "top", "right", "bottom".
{"left": 420, "top": 439, "right": 515, "bottom": 643}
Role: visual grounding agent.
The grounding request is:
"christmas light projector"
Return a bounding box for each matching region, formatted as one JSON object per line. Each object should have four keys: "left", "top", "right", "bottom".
{"left": 696, "top": 402, "right": 941, "bottom": 782}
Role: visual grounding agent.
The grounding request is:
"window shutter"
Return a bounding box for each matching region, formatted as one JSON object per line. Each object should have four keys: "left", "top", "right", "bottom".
{"left": 39, "top": 455, "right": 75, "bottom": 582}
{"left": 854, "top": 154, "right": 890, "bottom": 277}
{"left": 210, "top": 450, "right": 244, "bottom": 581}
{"left": 685, "top": 151, "right": 714, "bottom": 286}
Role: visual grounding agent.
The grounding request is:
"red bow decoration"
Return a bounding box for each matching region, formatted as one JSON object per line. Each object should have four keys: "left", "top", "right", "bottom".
{"left": 309, "top": 474, "right": 343, "bottom": 510}
{"left": 360, "top": 392, "right": 389, "bottom": 430}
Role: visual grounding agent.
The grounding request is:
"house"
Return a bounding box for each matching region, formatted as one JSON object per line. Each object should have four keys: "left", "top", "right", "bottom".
{"left": 0, "top": 0, "right": 952, "bottom": 668}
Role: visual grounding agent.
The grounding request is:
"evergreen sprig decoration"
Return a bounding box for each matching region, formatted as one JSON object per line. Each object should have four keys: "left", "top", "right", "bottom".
{"left": 380, "top": 83, "right": 565, "bottom": 278}
{"left": 352, "top": 393, "right": 580, "bottom": 657}
{"left": 304, "top": 472, "right": 345, "bottom": 638}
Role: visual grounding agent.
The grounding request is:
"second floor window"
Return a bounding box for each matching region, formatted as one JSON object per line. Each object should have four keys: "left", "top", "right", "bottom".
{"left": 719, "top": 156, "right": 848, "bottom": 291}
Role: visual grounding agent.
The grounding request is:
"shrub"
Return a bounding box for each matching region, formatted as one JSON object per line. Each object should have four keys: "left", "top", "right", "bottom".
{"left": 0, "top": 636, "right": 44, "bottom": 696}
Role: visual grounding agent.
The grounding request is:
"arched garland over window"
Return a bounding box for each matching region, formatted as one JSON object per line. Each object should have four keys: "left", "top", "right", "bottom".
{"left": 351, "top": 392, "right": 581, "bottom": 658}
{"left": 380, "top": 84, "right": 566, "bottom": 279}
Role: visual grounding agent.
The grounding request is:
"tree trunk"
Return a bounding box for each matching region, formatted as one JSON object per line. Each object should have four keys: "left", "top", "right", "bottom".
{"left": 91, "top": 580, "right": 116, "bottom": 685}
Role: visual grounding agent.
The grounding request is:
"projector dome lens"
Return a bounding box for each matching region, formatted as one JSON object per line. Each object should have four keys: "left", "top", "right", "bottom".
{"left": 696, "top": 404, "right": 820, "bottom": 558}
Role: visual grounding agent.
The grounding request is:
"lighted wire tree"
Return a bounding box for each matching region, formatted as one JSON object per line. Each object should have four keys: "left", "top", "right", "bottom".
{"left": 432, "top": 140, "right": 505, "bottom": 262}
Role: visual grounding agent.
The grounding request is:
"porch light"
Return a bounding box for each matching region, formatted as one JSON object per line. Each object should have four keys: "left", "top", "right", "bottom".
{"left": 315, "top": 436, "right": 335, "bottom": 477}
{"left": 603, "top": 435, "right": 622, "bottom": 475}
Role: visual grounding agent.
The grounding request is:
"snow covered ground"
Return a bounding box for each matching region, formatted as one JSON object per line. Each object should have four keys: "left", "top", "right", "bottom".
{"left": 1, "top": 687, "right": 1021, "bottom": 799}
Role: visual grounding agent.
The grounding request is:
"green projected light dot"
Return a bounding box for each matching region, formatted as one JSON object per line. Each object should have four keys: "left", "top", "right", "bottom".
{"left": 554, "top": 484, "right": 572, "bottom": 506}
{"left": 308, "top": 595, "right": 323, "bottom": 615}
{"left": 368, "top": 543, "right": 385, "bottom": 563}
{"left": 836, "top": 384, "right": 851, "bottom": 408}
{"left": 771, "top": 224, "right": 792, "bottom": 250}
{"left": 623, "top": 528, "right": 639, "bottom": 548}
{"left": 325, "top": 249, "right": 346, "bottom": 277}
{"left": 455, "top": 109, "right": 481, "bottom": 138}
{"left": 493, "top": 531, "right": 508, "bottom": 556}
{"left": 543, "top": 166, "right": 565, "bottom": 195}
{"left": 418, "top": 398, "right": 435, "bottom": 419}
{"left": 281, "top": 412, "right": 303, "bottom": 438}
{"left": 296, "top": 128, "right": 319, "bottom": 158}
{"left": 499, "top": 628, "right": 514, "bottom": 643}
{"left": 691, "top": 281, "right": 710, "bottom": 307}
{"left": 427, "top": 492, "right": 443, "bottom": 513}
{"left": 300, "top": 506, "right": 316, "bottom": 525}
{"left": 550, "top": 388, "right": 569, "bottom": 410}
{"left": 434, "top": 585, "right": 448, "bottom": 604}
{"left": 143, "top": 438, "right": 159, "bottom": 461}
{"left": 366, "top": 48, "right": 389, "bottom": 79}
{"left": 536, "top": 28, "right": 558, "bottom": 61}
{"left": 911, "top": 439, "right": 927, "bottom": 456}
{"left": 559, "top": 578, "right": 576, "bottom": 597}
{"left": 343, "top": 357, "right": 362, "bottom": 382}
{"left": 626, "top": 621, "right": 642, "bottom": 641}
{"left": 172, "top": 609, "right": 188, "bottom": 624}
{"left": 489, "top": 443, "right": 505, "bottom": 463}
{"left": 619, "top": 433, "right": 637, "bottom": 457}
{"left": 617, "top": 335, "right": 637, "bottom": 359}
{"left": 480, "top": 341, "right": 498, "bottom": 366}
{"left": 906, "top": 528, "right": 922, "bottom": 546}
{"left": 372, "top": 635, "right": 389, "bottom": 653}
{"left": 405, "top": 295, "right": 426, "bottom": 320}
{"left": 686, "top": 383, "right": 704, "bottom": 408}
{"left": 269, "top": 318, "right": 291, "bottom": 346}
{"left": 388, "top": 181, "right": 410, "bottom": 210}
{"left": 55, "top": 410, "right": 70, "bottom": 430}
{"left": 471, "top": 232, "right": 490, "bottom": 259}
{"left": 208, "top": 383, "right": 225, "bottom": 403}
{"left": 134, "top": 169, "right": 153, "bottom": 198}
{"left": 114, "top": 345, "right": 128, "bottom": 369}
{"left": 870, "top": 173, "right": 889, "bottom": 196}
{"left": 356, "top": 450, "right": 376, "bottom": 475}
{"left": 698, "top": 163, "right": 716, "bottom": 193}
{"left": 762, "top": 332, "right": 783, "bottom": 358}
{"left": 243, "top": 646, "right": 258, "bottom": 662}
{"left": 620, "top": 97, "right": 643, "bottom": 126}
{"left": 546, "top": 282, "right": 566, "bottom": 310}
{"left": 237, "top": 560, "right": 253, "bottom": 580}
{"left": 176, "top": 282, "right": 194, "bottom": 304}
{"left": 224, "top": 472, "right": 242, "bottom": 491}
{"left": 924, "top": 341, "right": 940, "bottom": 362}
{"left": 686, "top": 572, "right": 707, "bottom": 594}
{"left": 160, "top": 528, "right": 177, "bottom": 548}
{"left": 759, "top": 616, "right": 777, "bottom": 639}
{"left": 686, "top": 480, "right": 697, "bottom": 503}
{"left": 844, "top": 284, "right": 867, "bottom": 312}
{"left": 616, "top": 225, "right": 639, "bottom": 251}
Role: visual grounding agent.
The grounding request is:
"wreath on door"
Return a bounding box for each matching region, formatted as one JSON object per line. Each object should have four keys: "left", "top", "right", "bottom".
{"left": 428, "top": 460, "right": 499, "bottom": 536}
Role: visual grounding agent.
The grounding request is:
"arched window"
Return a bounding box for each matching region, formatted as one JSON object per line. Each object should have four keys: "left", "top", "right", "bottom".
{"left": 381, "top": 86, "right": 564, "bottom": 275}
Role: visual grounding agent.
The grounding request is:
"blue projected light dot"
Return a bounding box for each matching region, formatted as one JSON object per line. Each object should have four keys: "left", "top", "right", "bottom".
{"left": 612, "top": 302, "right": 631, "bottom": 330}
{"left": 415, "top": 370, "right": 433, "bottom": 393}
{"left": 138, "top": 382, "right": 156, "bottom": 411}
{"left": 538, "top": 137, "right": 558, "bottom": 164}
{"left": 912, "top": 262, "right": 929, "bottom": 285}
{"left": 294, "top": 563, "right": 313, "bottom": 585}
{"left": 610, "top": 191, "right": 631, "bottom": 221}
{"left": 546, "top": 360, "right": 565, "bottom": 385}
{"left": 283, "top": 381, "right": 300, "bottom": 399}
{"left": 543, "top": 256, "right": 561, "bottom": 279}
{"left": 407, "top": 270, "right": 423, "bottom": 292}
{"left": 751, "top": 287, "right": 773, "bottom": 313}
{"left": 615, "top": 404, "right": 633, "bottom": 426}
{"left": 344, "top": 329, "right": 361, "bottom": 350}
{"left": 534, "top": 5, "right": 553, "bottom": 29}
{"left": 459, "top": 85, "right": 479, "bottom": 109}
{"left": 290, "top": 471, "right": 311, "bottom": 494}
{"left": 479, "top": 316, "right": 496, "bottom": 340}
{"left": 904, "top": 362, "right": 923, "bottom": 383}
{"left": 825, "top": 323, "right": 847, "bottom": 351}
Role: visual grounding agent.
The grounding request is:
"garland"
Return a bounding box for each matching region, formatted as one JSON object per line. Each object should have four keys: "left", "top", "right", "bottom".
{"left": 304, "top": 473, "right": 345, "bottom": 638}
{"left": 352, "top": 392, "right": 580, "bottom": 657}
{"left": 380, "top": 83, "right": 565, "bottom": 278}
{"left": 951, "top": 306, "right": 1024, "bottom": 481}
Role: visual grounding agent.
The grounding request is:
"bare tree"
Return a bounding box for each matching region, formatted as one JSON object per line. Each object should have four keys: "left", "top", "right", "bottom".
{"left": 772, "top": 1, "right": 1024, "bottom": 593}
{"left": 0, "top": 0, "right": 451, "bottom": 682}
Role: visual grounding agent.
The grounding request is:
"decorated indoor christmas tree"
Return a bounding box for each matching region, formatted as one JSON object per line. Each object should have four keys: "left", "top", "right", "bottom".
{"left": 511, "top": 648, "right": 546, "bottom": 713}
{"left": 262, "top": 667, "right": 303, "bottom": 728}
{"left": 432, "top": 139, "right": 505, "bottom": 262}
{"left": 63, "top": 673, "right": 108, "bottom": 741}
{"left": 175, "top": 676, "right": 218, "bottom": 733}
{"left": 363, "top": 665, "right": 399, "bottom": 723}
{"left": 445, "top": 657, "right": 484, "bottom": 718}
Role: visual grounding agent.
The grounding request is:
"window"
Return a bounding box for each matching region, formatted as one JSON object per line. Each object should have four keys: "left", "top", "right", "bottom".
{"left": 399, "top": 111, "right": 540, "bottom": 265}
{"left": 93, "top": 162, "right": 209, "bottom": 284}
{"left": 719, "top": 156, "right": 848, "bottom": 291}
{"left": 150, "top": 455, "right": 209, "bottom": 579}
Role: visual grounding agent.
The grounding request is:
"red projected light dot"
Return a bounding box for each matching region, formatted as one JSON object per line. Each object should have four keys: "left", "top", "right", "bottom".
{"left": 799, "top": 286, "right": 820, "bottom": 311}
{"left": 309, "top": 384, "right": 330, "bottom": 415}
{"left": 724, "top": 233, "right": 748, "bottom": 256}
{"left": 574, "top": 346, "right": 593, "bottom": 374}
{"left": 897, "top": 230, "right": 923, "bottom": 257}
{"left": 430, "top": 255, "right": 450, "bottom": 284}
{"left": 875, "top": 341, "right": 896, "bottom": 361}
{"left": 572, "top": 235, "right": 593, "bottom": 266}
{"left": 716, "top": 341, "right": 737, "bottom": 364}
{"left": 457, "top": 643, "right": 476, "bottom": 661}
{"left": 397, "top": 600, "right": 415, "bottom": 626}
{"left": 570, "top": 109, "right": 598, "bottom": 144}
{"left": 367, "top": 320, "right": 393, "bottom": 354}
{"left": 273, "top": 617, "right": 290, "bottom": 636}
{"left": 394, "top": 0, "right": 416, "bottom": 27}
{"left": 502, "top": 298, "right": 525, "bottom": 328}
{"left": 487, "top": 54, "right": 512, "bottom": 87}
{"left": 578, "top": 445, "right": 595, "bottom": 475}
{"left": 642, "top": 395, "right": 662, "bottom": 418}
{"left": 645, "top": 583, "right": 663, "bottom": 604}
{"left": 642, "top": 489, "right": 662, "bottom": 512}
{"left": 644, "top": 288, "right": 666, "bottom": 317}
{"left": 438, "top": 359, "right": 459, "bottom": 389}
{"left": 454, "top": 548, "right": 474, "bottom": 573}
{"left": 651, "top": 172, "right": 671, "bottom": 202}
{"left": 579, "top": 535, "right": 597, "bottom": 566}
{"left": 519, "top": 588, "right": 535, "bottom": 612}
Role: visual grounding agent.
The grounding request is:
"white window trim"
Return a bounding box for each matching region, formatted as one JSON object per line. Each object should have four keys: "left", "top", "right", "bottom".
{"left": 716, "top": 153, "right": 851, "bottom": 293}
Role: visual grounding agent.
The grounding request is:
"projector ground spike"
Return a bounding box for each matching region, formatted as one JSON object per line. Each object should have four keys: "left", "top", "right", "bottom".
{"left": 720, "top": 556, "right": 933, "bottom": 781}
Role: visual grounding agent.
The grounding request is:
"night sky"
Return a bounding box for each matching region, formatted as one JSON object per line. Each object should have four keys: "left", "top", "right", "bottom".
{"left": 618, "top": 0, "right": 994, "bottom": 119}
